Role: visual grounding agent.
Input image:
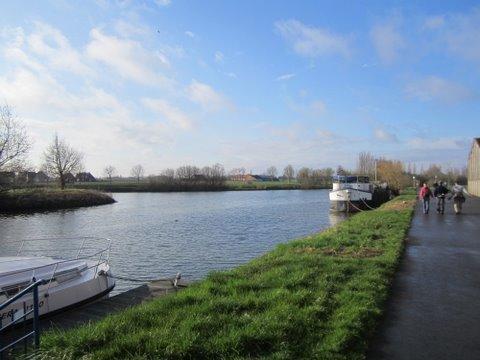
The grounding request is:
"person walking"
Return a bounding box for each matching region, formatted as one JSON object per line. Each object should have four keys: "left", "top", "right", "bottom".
{"left": 434, "top": 182, "right": 449, "bottom": 214}
{"left": 419, "top": 183, "right": 433, "bottom": 214}
{"left": 450, "top": 181, "right": 469, "bottom": 214}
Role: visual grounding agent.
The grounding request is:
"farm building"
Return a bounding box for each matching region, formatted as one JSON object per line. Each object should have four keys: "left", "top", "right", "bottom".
{"left": 76, "top": 172, "right": 96, "bottom": 182}
{"left": 467, "top": 138, "right": 480, "bottom": 196}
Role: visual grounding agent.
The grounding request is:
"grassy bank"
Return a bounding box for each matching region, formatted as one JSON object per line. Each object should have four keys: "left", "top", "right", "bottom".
{"left": 0, "top": 188, "right": 115, "bottom": 213}
{"left": 65, "top": 180, "right": 330, "bottom": 192}
{"left": 40, "top": 195, "right": 415, "bottom": 359}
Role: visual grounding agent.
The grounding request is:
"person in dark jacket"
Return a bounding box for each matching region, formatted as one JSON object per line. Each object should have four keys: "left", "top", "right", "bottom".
{"left": 434, "top": 182, "right": 449, "bottom": 214}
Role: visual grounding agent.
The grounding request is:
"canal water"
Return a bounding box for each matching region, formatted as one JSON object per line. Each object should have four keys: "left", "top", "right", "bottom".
{"left": 0, "top": 190, "right": 345, "bottom": 293}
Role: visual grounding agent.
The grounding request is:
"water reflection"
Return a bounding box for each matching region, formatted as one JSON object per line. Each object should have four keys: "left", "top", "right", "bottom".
{"left": 0, "top": 190, "right": 343, "bottom": 294}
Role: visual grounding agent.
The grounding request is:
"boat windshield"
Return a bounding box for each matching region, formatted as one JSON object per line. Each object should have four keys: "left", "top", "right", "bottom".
{"left": 332, "top": 175, "right": 370, "bottom": 183}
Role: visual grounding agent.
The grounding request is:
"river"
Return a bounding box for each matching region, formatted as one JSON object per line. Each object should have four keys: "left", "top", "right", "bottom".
{"left": 0, "top": 190, "right": 345, "bottom": 293}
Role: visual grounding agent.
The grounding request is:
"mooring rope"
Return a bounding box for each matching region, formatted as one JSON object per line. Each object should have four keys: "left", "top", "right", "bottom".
{"left": 347, "top": 200, "right": 365, "bottom": 212}
{"left": 360, "top": 197, "right": 377, "bottom": 210}
{"left": 106, "top": 272, "right": 182, "bottom": 285}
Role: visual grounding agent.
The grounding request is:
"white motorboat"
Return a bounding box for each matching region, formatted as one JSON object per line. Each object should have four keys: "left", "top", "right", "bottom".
{"left": 329, "top": 175, "right": 373, "bottom": 212}
{"left": 0, "top": 237, "right": 115, "bottom": 327}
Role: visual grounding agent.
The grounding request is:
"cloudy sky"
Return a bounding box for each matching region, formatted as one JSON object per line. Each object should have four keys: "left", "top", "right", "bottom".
{"left": 1, "top": 0, "right": 479, "bottom": 176}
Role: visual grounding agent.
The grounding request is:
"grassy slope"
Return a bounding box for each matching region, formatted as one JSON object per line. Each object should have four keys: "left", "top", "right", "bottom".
{"left": 40, "top": 196, "right": 416, "bottom": 360}
{"left": 0, "top": 188, "right": 115, "bottom": 212}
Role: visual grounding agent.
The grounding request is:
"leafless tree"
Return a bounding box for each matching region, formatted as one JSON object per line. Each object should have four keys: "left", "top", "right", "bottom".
{"left": 43, "top": 134, "right": 84, "bottom": 189}
{"left": 0, "top": 105, "right": 31, "bottom": 170}
{"left": 283, "top": 165, "right": 295, "bottom": 183}
{"left": 266, "top": 166, "right": 277, "bottom": 179}
{"left": 356, "top": 151, "right": 376, "bottom": 177}
{"left": 131, "top": 164, "right": 145, "bottom": 183}
{"left": 104, "top": 165, "right": 116, "bottom": 183}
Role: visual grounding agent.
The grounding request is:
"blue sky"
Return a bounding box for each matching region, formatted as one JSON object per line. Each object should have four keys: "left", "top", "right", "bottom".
{"left": 1, "top": 0, "right": 479, "bottom": 176}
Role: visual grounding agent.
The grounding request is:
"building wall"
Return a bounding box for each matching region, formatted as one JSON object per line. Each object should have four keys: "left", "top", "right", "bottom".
{"left": 468, "top": 140, "right": 480, "bottom": 196}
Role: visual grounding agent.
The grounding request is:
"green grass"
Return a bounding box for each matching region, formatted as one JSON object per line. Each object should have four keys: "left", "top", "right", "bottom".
{"left": 39, "top": 195, "right": 416, "bottom": 359}
{"left": 0, "top": 188, "right": 115, "bottom": 213}
{"left": 65, "top": 180, "right": 329, "bottom": 192}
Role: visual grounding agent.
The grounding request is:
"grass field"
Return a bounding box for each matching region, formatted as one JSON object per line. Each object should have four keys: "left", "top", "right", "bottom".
{"left": 0, "top": 188, "right": 115, "bottom": 213}
{"left": 39, "top": 195, "right": 415, "bottom": 359}
{"left": 64, "top": 180, "right": 330, "bottom": 192}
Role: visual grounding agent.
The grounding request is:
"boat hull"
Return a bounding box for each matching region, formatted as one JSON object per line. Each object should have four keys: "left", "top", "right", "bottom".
{"left": 0, "top": 261, "right": 115, "bottom": 327}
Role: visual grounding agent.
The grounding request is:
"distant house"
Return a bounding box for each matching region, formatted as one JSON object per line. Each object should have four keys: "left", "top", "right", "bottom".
{"left": 16, "top": 171, "right": 50, "bottom": 184}
{"left": 467, "top": 138, "right": 480, "bottom": 196}
{"left": 16, "top": 171, "right": 36, "bottom": 184}
{"left": 253, "top": 175, "right": 279, "bottom": 182}
{"left": 64, "top": 173, "right": 76, "bottom": 183}
{"left": 76, "top": 172, "right": 96, "bottom": 182}
{"left": 0, "top": 171, "right": 15, "bottom": 185}
{"left": 35, "top": 171, "right": 50, "bottom": 183}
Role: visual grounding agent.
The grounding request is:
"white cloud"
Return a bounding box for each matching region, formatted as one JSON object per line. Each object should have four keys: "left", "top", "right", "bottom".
{"left": 142, "top": 98, "right": 193, "bottom": 130}
{"left": 309, "top": 100, "right": 326, "bottom": 116}
{"left": 423, "top": 15, "right": 445, "bottom": 30}
{"left": 185, "top": 31, "right": 195, "bottom": 38}
{"left": 275, "top": 19, "right": 350, "bottom": 58}
{"left": 25, "top": 22, "right": 92, "bottom": 76}
{"left": 214, "top": 51, "right": 224, "bottom": 63}
{"left": 186, "top": 80, "right": 232, "bottom": 111}
{"left": 86, "top": 28, "right": 171, "bottom": 86}
{"left": 370, "top": 15, "right": 405, "bottom": 64}
{"left": 114, "top": 20, "right": 149, "bottom": 38}
{"left": 276, "top": 73, "right": 295, "bottom": 81}
{"left": 155, "top": 0, "right": 171, "bottom": 6}
{"left": 225, "top": 72, "right": 237, "bottom": 78}
{"left": 405, "top": 76, "right": 472, "bottom": 104}
{"left": 443, "top": 9, "right": 480, "bottom": 62}
{"left": 374, "top": 128, "right": 398, "bottom": 142}
{"left": 407, "top": 137, "right": 468, "bottom": 150}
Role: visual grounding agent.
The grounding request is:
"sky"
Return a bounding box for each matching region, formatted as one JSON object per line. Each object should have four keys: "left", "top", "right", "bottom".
{"left": 0, "top": 0, "right": 479, "bottom": 176}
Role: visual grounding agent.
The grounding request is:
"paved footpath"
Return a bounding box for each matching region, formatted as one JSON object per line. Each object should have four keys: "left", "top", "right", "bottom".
{"left": 368, "top": 196, "right": 480, "bottom": 360}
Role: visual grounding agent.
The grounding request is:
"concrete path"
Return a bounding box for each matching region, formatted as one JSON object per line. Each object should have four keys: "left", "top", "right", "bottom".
{"left": 368, "top": 196, "right": 480, "bottom": 359}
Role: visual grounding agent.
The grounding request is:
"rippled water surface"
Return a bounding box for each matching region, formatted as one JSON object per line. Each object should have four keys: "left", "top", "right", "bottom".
{"left": 0, "top": 190, "right": 345, "bottom": 293}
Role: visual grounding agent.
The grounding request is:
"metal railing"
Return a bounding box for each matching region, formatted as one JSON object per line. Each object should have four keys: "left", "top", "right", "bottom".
{"left": 0, "top": 278, "right": 47, "bottom": 359}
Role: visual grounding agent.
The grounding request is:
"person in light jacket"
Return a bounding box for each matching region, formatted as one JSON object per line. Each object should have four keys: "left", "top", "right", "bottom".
{"left": 449, "top": 181, "right": 469, "bottom": 214}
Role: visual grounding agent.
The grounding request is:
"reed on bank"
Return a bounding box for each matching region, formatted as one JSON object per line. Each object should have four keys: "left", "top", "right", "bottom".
{"left": 39, "top": 195, "right": 416, "bottom": 359}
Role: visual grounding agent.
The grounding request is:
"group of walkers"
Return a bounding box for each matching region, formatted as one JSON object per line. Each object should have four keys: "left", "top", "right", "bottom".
{"left": 418, "top": 181, "right": 469, "bottom": 215}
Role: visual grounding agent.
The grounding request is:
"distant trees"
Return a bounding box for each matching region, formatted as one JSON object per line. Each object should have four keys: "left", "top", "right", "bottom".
{"left": 296, "top": 167, "right": 333, "bottom": 187}
{"left": 266, "top": 166, "right": 277, "bottom": 178}
{"left": 229, "top": 167, "right": 246, "bottom": 181}
{"left": 43, "top": 134, "right": 84, "bottom": 189}
{"left": 0, "top": 105, "right": 31, "bottom": 171}
{"left": 376, "top": 158, "right": 409, "bottom": 190}
{"left": 283, "top": 165, "right": 295, "bottom": 183}
{"left": 356, "top": 151, "right": 376, "bottom": 177}
{"left": 104, "top": 165, "right": 116, "bottom": 183}
{"left": 131, "top": 164, "right": 145, "bottom": 183}
{"left": 148, "top": 163, "right": 226, "bottom": 190}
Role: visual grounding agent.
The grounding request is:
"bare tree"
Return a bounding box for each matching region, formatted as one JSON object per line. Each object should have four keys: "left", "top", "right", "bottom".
{"left": 131, "top": 164, "right": 145, "bottom": 183}
{"left": 266, "top": 166, "right": 277, "bottom": 179}
{"left": 356, "top": 151, "right": 376, "bottom": 177}
{"left": 43, "top": 134, "right": 84, "bottom": 189}
{"left": 283, "top": 165, "right": 295, "bottom": 183}
{"left": 104, "top": 165, "right": 116, "bottom": 183}
{"left": 0, "top": 105, "right": 31, "bottom": 170}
